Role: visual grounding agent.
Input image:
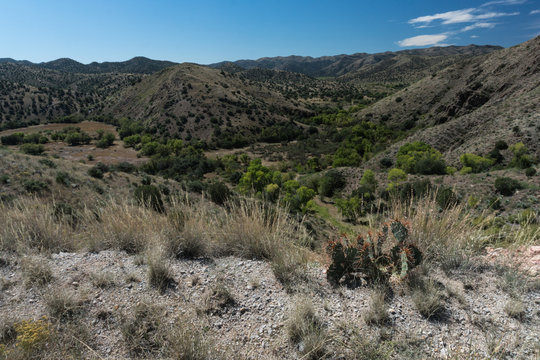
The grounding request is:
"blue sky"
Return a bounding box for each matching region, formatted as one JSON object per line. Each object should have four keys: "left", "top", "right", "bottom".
{"left": 1, "top": 0, "right": 538, "bottom": 64}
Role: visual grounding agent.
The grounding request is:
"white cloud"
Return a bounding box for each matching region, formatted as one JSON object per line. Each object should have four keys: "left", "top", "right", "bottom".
{"left": 482, "top": 0, "right": 526, "bottom": 6}
{"left": 461, "top": 22, "right": 496, "bottom": 32}
{"left": 409, "top": 8, "right": 519, "bottom": 26}
{"left": 471, "top": 35, "right": 480, "bottom": 38}
{"left": 397, "top": 34, "right": 449, "bottom": 47}
{"left": 531, "top": 10, "right": 540, "bottom": 14}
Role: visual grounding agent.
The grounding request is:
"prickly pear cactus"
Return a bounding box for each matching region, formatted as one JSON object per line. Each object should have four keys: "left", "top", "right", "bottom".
{"left": 326, "top": 237, "right": 358, "bottom": 285}
{"left": 326, "top": 220, "right": 422, "bottom": 285}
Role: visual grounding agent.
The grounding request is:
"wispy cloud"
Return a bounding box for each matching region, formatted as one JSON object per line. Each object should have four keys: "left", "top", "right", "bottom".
{"left": 481, "top": 0, "right": 526, "bottom": 6}
{"left": 471, "top": 35, "right": 480, "bottom": 38}
{"left": 408, "top": 8, "right": 518, "bottom": 26}
{"left": 531, "top": 10, "right": 540, "bottom": 14}
{"left": 397, "top": 34, "right": 449, "bottom": 47}
{"left": 461, "top": 22, "right": 496, "bottom": 32}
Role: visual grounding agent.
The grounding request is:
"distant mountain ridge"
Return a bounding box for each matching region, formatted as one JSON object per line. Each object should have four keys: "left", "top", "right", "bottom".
{"left": 209, "top": 45, "right": 502, "bottom": 78}
{"left": 0, "top": 56, "right": 177, "bottom": 74}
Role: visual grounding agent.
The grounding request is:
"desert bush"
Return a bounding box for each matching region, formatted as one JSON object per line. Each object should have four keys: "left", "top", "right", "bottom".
{"left": 164, "top": 315, "right": 219, "bottom": 360}
{"left": 387, "top": 168, "right": 407, "bottom": 190}
{"left": 22, "top": 179, "right": 49, "bottom": 193}
{"left": 87, "top": 165, "right": 103, "bottom": 179}
{"left": 13, "top": 317, "right": 51, "bottom": 356}
{"left": 396, "top": 141, "right": 445, "bottom": 174}
{"left": 318, "top": 169, "right": 345, "bottom": 197}
{"left": 95, "top": 132, "right": 115, "bottom": 148}
{"left": 55, "top": 171, "right": 72, "bottom": 186}
{"left": 436, "top": 187, "right": 459, "bottom": 209}
{"left": 459, "top": 153, "right": 493, "bottom": 173}
{"left": 495, "top": 140, "right": 508, "bottom": 150}
{"left": 134, "top": 185, "right": 165, "bottom": 212}
{"left": 326, "top": 220, "right": 422, "bottom": 285}
{"left": 286, "top": 299, "right": 327, "bottom": 359}
{"left": 379, "top": 157, "right": 393, "bottom": 169}
{"left": 20, "top": 143, "right": 45, "bottom": 155}
{"left": 525, "top": 167, "right": 536, "bottom": 177}
{"left": 509, "top": 142, "right": 533, "bottom": 169}
{"left": 494, "top": 177, "right": 521, "bottom": 196}
{"left": 207, "top": 181, "right": 230, "bottom": 205}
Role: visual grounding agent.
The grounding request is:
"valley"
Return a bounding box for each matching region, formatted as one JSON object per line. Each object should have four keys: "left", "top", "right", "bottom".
{"left": 0, "top": 35, "right": 539, "bottom": 360}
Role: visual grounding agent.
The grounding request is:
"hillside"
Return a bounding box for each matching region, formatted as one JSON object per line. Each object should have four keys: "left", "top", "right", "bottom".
{"left": 356, "top": 35, "right": 540, "bottom": 165}
{"left": 0, "top": 63, "right": 142, "bottom": 129}
{"left": 106, "top": 63, "right": 314, "bottom": 143}
{"left": 0, "top": 56, "right": 176, "bottom": 74}
{"left": 210, "top": 45, "right": 501, "bottom": 81}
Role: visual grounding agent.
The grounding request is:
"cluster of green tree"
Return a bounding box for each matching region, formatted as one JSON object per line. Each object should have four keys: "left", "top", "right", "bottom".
{"left": 237, "top": 159, "right": 318, "bottom": 213}
{"left": 396, "top": 141, "right": 446, "bottom": 175}
{"left": 332, "top": 121, "right": 398, "bottom": 167}
{"left": 1, "top": 132, "right": 48, "bottom": 146}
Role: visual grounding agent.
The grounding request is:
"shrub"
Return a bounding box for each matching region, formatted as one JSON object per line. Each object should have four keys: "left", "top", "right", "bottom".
{"left": 87, "top": 166, "right": 103, "bottom": 179}
{"left": 494, "top": 177, "right": 521, "bottom": 196}
{"left": 436, "top": 187, "right": 459, "bottom": 209}
{"left": 495, "top": 140, "right": 508, "bottom": 150}
{"left": 387, "top": 168, "right": 407, "bottom": 190}
{"left": 359, "top": 169, "right": 377, "bottom": 193}
{"left": 38, "top": 158, "right": 56, "bottom": 168}
{"left": 23, "top": 179, "right": 49, "bottom": 193}
{"left": 326, "top": 220, "right": 422, "bottom": 285}
{"left": 95, "top": 132, "right": 115, "bottom": 148}
{"left": 14, "top": 317, "right": 50, "bottom": 355}
{"left": 1, "top": 133, "right": 25, "bottom": 145}
{"left": 414, "top": 157, "right": 447, "bottom": 175}
{"left": 380, "top": 157, "right": 393, "bottom": 168}
{"left": 134, "top": 185, "right": 165, "bottom": 212}
{"left": 55, "top": 171, "right": 72, "bottom": 186}
{"left": 525, "top": 167, "right": 536, "bottom": 177}
{"left": 45, "top": 290, "right": 85, "bottom": 321}
{"left": 459, "top": 153, "right": 493, "bottom": 173}
{"left": 318, "top": 169, "right": 345, "bottom": 197}
{"left": 509, "top": 142, "right": 533, "bottom": 169}
{"left": 207, "top": 182, "right": 230, "bottom": 205}
{"left": 20, "top": 143, "right": 45, "bottom": 155}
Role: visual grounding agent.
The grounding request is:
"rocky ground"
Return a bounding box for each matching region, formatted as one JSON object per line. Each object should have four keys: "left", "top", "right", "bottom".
{"left": 1, "top": 249, "right": 538, "bottom": 359}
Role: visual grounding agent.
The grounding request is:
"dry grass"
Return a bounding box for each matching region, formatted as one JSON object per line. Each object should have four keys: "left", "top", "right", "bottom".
{"left": 364, "top": 288, "right": 390, "bottom": 325}
{"left": 286, "top": 298, "right": 328, "bottom": 359}
{"left": 0, "top": 198, "right": 75, "bottom": 253}
{"left": 21, "top": 256, "right": 53, "bottom": 288}
{"left": 147, "top": 249, "right": 175, "bottom": 293}
{"left": 89, "top": 271, "right": 116, "bottom": 289}
{"left": 387, "top": 192, "right": 493, "bottom": 262}
{"left": 44, "top": 289, "right": 86, "bottom": 322}
{"left": 411, "top": 277, "right": 445, "bottom": 319}
{"left": 504, "top": 299, "right": 526, "bottom": 320}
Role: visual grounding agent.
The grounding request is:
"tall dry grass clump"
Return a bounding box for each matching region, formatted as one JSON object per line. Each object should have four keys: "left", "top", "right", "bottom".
{"left": 387, "top": 193, "right": 492, "bottom": 262}
{"left": 83, "top": 198, "right": 168, "bottom": 254}
{"left": 0, "top": 198, "right": 75, "bottom": 253}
